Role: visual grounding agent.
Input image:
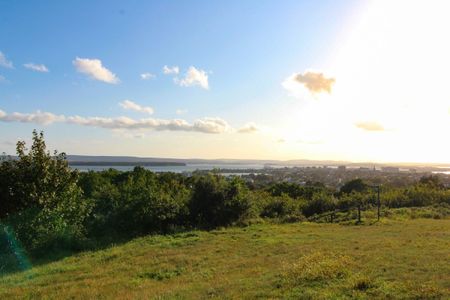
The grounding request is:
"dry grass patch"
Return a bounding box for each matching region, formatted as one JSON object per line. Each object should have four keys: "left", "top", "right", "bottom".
{"left": 281, "top": 251, "right": 354, "bottom": 285}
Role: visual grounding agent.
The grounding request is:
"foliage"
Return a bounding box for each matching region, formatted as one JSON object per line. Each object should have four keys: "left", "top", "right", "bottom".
{"left": 301, "top": 191, "right": 336, "bottom": 217}
{"left": 0, "top": 131, "right": 90, "bottom": 253}
{"left": 260, "top": 193, "right": 305, "bottom": 222}
{"left": 189, "top": 174, "right": 255, "bottom": 228}
{"left": 266, "top": 182, "right": 327, "bottom": 200}
{"left": 339, "top": 178, "right": 368, "bottom": 195}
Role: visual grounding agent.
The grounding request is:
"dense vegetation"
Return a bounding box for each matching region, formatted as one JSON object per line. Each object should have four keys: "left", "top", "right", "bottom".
{"left": 1, "top": 131, "right": 450, "bottom": 272}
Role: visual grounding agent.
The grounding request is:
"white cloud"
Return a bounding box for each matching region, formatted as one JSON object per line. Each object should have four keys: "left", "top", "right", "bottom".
{"left": 140, "top": 72, "right": 155, "bottom": 80}
{"left": 355, "top": 121, "right": 385, "bottom": 131}
{"left": 23, "top": 63, "right": 49, "bottom": 73}
{"left": 0, "top": 110, "right": 65, "bottom": 125}
{"left": 0, "top": 52, "right": 13, "bottom": 68}
{"left": 238, "top": 122, "right": 259, "bottom": 133}
{"left": 68, "top": 116, "right": 230, "bottom": 134}
{"left": 119, "top": 100, "right": 154, "bottom": 115}
{"left": 0, "top": 108, "right": 231, "bottom": 134}
{"left": 192, "top": 117, "right": 230, "bottom": 134}
{"left": 175, "top": 66, "right": 209, "bottom": 89}
{"left": 163, "top": 65, "right": 179, "bottom": 75}
{"left": 23, "top": 63, "right": 49, "bottom": 72}
{"left": 73, "top": 57, "right": 119, "bottom": 84}
{"left": 176, "top": 109, "right": 188, "bottom": 115}
{"left": 283, "top": 71, "right": 335, "bottom": 97}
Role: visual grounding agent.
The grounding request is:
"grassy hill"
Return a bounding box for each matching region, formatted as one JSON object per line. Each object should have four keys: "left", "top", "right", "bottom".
{"left": 1, "top": 216, "right": 449, "bottom": 299}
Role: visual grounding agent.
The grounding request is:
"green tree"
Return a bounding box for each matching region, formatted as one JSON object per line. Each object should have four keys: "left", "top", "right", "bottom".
{"left": 339, "top": 178, "right": 368, "bottom": 195}
{"left": 0, "top": 130, "right": 91, "bottom": 252}
{"left": 189, "top": 174, "right": 254, "bottom": 228}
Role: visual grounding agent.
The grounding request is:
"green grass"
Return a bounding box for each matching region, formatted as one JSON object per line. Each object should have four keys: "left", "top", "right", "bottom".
{"left": 1, "top": 217, "right": 449, "bottom": 299}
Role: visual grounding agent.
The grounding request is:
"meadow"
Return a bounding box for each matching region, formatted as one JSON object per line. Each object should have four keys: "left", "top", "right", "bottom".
{"left": 1, "top": 212, "right": 449, "bottom": 299}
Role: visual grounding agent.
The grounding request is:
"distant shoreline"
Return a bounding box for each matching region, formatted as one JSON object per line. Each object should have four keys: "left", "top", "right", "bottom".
{"left": 68, "top": 161, "right": 186, "bottom": 167}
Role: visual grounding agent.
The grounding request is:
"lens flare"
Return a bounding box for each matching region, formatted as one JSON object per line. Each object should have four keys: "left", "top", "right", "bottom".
{"left": 1, "top": 225, "right": 32, "bottom": 273}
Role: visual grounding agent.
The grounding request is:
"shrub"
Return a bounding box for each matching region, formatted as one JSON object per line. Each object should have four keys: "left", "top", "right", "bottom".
{"left": 106, "top": 167, "right": 190, "bottom": 235}
{"left": 260, "top": 194, "right": 304, "bottom": 221}
{"left": 339, "top": 178, "right": 368, "bottom": 195}
{"left": 266, "top": 182, "right": 326, "bottom": 200}
{"left": 302, "top": 192, "right": 337, "bottom": 217}
{"left": 189, "top": 174, "right": 255, "bottom": 228}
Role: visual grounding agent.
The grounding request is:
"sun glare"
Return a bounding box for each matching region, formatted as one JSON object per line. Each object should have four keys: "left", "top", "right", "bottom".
{"left": 321, "top": 0, "right": 450, "bottom": 163}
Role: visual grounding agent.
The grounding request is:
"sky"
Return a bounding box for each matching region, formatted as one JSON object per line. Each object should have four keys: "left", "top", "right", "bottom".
{"left": 1, "top": 0, "right": 449, "bottom": 163}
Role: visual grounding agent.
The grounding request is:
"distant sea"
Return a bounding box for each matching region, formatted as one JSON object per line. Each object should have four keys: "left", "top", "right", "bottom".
{"left": 433, "top": 171, "right": 450, "bottom": 175}
{"left": 71, "top": 163, "right": 269, "bottom": 173}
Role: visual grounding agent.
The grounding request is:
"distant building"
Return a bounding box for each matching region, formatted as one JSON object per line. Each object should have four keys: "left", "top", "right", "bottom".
{"left": 381, "top": 166, "right": 399, "bottom": 173}
{"left": 338, "top": 165, "right": 346, "bottom": 171}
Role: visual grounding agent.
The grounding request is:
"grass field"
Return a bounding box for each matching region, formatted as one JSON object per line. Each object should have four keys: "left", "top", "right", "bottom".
{"left": 1, "top": 215, "right": 449, "bottom": 299}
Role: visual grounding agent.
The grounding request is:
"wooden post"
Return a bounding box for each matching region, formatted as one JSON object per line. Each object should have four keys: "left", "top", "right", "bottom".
{"left": 357, "top": 205, "right": 361, "bottom": 223}
{"left": 377, "top": 186, "right": 380, "bottom": 221}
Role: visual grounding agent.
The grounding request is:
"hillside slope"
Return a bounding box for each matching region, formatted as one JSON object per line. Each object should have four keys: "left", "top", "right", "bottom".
{"left": 1, "top": 219, "right": 449, "bottom": 299}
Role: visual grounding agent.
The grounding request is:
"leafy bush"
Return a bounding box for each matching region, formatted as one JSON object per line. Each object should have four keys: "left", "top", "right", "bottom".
{"left": 189, "top": 174, "right": 255, "bottom": 228}
{"left": 260, "top": 193, "right": 304, "bottom": 222}
{"left": 302, "top": 192, "right": 337, "bottom": 217}
{"left": 339, "top": 178, "right": 368, "bottom": 195}
{"left": 266, "top": 182, "right": 326, "bottom": 200}
{"left": 83, "top": 167, "right": 190, "bottom": 238}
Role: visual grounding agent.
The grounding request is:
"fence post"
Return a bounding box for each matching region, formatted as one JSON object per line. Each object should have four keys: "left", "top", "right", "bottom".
{"left": 377, "top": 186, "right": 380, "bottom": 221}
{"left": 357, "top": 205, "right": 361, "bottom": 223}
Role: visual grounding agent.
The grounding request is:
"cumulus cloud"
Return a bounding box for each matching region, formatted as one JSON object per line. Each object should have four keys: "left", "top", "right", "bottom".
{"left": 23, "top": 63, "right": 49, "bottom": 72}
{"left": 73, "top": 57, "right": 119, "bottom": 84}
{"left": 0, "top": 108, "right": 231, "bottom": 134}
{"left": 355, "top": 121, "right": 385, "bottom": 131}
{"left": 192, "top": 117, "right": 230, "bottom": 133}
{"left": 119, "top": 100, "right": 154, "bottom": 115}
{"left": 0, "top": 110, "right": 65, "bottom": 125}
{"left": 175, "top": 66, "right": 209, "bottom": 89}
{"left": 0, "top": 52, "right": 13, "bottom": 68}
{"left": 163, "top": 65, "right": 179, "bottom": 75}
{"left": 238, "top": 122, "right": 259, "bottom": 133}
{"left": 283, "top": 71, "right": 335, "bottom": 96}
{"left": 140, "top": 72, "right": 155, "bottom": 80}
{"left": 67, "top": 116, "right": 230, "bottom": 133}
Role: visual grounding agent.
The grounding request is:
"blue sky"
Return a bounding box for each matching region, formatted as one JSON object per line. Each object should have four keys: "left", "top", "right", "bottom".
{"left": 1, "top": 1, "right": 449, "bottom": 163}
